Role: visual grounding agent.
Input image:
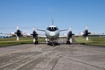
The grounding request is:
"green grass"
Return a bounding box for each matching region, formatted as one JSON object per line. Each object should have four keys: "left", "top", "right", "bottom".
{"left": 0, "top": 37, "right": 45, "bottom": 46}
{"left": 74, "top": 36, "right": 105, "bottom": 46}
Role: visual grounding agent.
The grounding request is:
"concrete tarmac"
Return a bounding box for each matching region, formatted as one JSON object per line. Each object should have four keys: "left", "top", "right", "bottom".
{"left": 0, "top": 39, "right": 105, "bottom": 70}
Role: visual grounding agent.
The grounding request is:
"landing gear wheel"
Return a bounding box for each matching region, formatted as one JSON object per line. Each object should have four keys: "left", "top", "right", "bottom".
{"left": 66, "top": 41, "right": 68, "bottom": 44}
{"left": 35, "top": 41, "right": 38, "bottom": 44}
{"left": 66, "top": 41, "right": 71, "bottom": 45}
{"left": 66, "top": 41, "right": 69, "bottom": 44}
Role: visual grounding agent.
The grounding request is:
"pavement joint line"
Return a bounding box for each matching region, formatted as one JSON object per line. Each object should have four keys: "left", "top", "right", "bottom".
{"left": 51, "top": 56, "right": 61, "bottom": 70}
{"left": 0, "top": 44, "right": 46, "bottom": 56}
{"left": 68, "top": 47, "right": 105, "bottom": 54}
{"left": 55, "top": 53, "right": 105, "bottom": 70}
{"left": 65, "top": 57, "right": 105, "bottom": 70}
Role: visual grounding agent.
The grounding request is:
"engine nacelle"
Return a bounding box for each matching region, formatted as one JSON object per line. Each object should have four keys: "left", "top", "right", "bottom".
{"left": 15, "top": 30, "right": 22, "bottom": 37}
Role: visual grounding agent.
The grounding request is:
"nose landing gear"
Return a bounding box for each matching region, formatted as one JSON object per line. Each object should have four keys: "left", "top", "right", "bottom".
{"left": 52, "top": 42, "right": 55, "bottom": 47}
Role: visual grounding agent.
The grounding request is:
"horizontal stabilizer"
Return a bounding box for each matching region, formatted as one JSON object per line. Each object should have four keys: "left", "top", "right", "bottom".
{"left": 59, "top": 36, "right": 67, "bottom": 38}
{"left": 38, "top": 36, "right": 46, "bottom": 38}
{"left": 37, "top": 29, "right": 45, "bottom": 32}
{"left": 60, "top": 29, "right": 68, "bottom": 32}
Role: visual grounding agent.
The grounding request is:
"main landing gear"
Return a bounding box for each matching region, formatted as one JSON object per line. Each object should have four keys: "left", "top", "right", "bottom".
{"left": 34, "top": 41, "right": 38, "bottom": 44}
{"left": 66, "top": 41, "right": 71, "bottom": 45}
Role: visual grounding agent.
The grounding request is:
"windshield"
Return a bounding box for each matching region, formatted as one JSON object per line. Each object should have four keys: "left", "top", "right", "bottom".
{"left": 47, "top": 27, "right": 58, "bottom": 31}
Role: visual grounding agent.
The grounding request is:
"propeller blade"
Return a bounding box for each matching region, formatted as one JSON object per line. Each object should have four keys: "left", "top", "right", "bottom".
{"left": 70, "top": 38, "right": 72, "bottom": 43}
{"left": 17, "top": 25, "right": 19, "bottom": 30}
{"left": 86, "top": 36, "right": 88, "bottom": 41}
{"left": 86, "top": 25, "right": 88, "bottom": 30}
{"left": 17, "top": 36, "right": 19, "bottom": 41}
{"left": 70, "top": 27, "right": 72, "bottom": 31}
{"left": 33, "top": 27, "right": 35, "bottom": 31}
{"left": 33, "top": 38, "right": 35, "bottom": 43}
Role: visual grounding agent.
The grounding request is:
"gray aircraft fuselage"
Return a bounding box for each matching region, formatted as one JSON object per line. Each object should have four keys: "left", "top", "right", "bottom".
{"left": 45, "top": 25, "right": 60, "bottom": 41}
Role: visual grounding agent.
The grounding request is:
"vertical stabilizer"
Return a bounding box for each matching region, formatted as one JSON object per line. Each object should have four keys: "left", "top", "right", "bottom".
{"left": 52, "top": 18, "right": 53, "bottom": 25}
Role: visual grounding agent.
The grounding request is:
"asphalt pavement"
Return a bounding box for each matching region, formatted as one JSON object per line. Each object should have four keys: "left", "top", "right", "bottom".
{"left": 0, "top": 39, "right": 105, "bottom": 70}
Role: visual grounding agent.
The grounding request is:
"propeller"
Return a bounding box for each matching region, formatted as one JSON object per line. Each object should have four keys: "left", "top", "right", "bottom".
{"left": 16, "top": 25, "right": 21, "bottom": 41}
{"left": 68, "top": 27, "right": 74, "bottom": 43}
{"left": 86, "top": 25, "right": 88, "bottom": 30}
{"left": 33, "top": 27, "right": 35, "bottom": 43}
{"left": 17, "top": 25, "right": 19, "bottom": 41}
{"left": 86, "top": 25, "right": 88, "bottom": 41}
{"left": 17, "top": 25, "right": 19, "bottom": 30}
{"left": 17, "top": 36, "right": 19, "bottom": 41}
{"left": 70, "top": 38, "right": 72, "bottom": 43}
{"left": 85, "top": 25, "right": 89, "bottom": 41}
{"left": 86, "top": 36, "right": 88, "bottom": 41}
{"left": 70, "top": 27, "right": 72, "bottom": 31}
{"left": 70, "top": 27, "right": 72, "bottom": 43}
{"left": 32, "top": 27, "right": 37, "bottom": 43}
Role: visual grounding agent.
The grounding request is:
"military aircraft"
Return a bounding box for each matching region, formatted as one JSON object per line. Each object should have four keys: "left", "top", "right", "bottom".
{"left": 1, "top": 19, "right": 104, "bottom": 46}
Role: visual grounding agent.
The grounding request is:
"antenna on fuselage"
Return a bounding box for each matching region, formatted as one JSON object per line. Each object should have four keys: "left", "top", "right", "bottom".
{"left": 52, "top": 18, "right": 53, "bottom": 25}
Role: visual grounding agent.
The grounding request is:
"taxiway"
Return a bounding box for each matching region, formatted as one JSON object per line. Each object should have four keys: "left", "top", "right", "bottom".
{"left": 0, "top": 39, "right": 105, "bottom": 70}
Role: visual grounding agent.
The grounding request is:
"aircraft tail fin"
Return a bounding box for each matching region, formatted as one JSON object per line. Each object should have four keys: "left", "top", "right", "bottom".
{"left": 52, "top": 18, "right": 53, "bottom": 25}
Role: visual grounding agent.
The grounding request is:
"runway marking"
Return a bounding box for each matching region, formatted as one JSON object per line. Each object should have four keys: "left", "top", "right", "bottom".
{"left": 68, "top": 46, "right": 105, "bottom": 54}
{"left": 0, "top": 44, "right": 46, "bottom": 56}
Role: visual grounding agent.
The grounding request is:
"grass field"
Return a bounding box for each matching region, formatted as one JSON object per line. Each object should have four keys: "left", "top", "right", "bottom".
{"left": 1, "top": 36, "right": 105, "bottom": 46}
{"left": 0, "top": 37, "right": 45, "bottom": 46}
{"left": 74, "top": 36, "right": 105, "bottom": 46}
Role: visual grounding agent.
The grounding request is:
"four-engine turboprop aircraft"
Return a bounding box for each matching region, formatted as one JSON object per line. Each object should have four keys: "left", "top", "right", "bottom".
{"left": 1, "top": 19, "right": 104, "bottom": 46}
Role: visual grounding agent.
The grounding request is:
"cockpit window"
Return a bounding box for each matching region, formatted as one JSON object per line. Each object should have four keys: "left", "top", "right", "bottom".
{"left": 47, "top": 27, "right": 58, "bottom": 31}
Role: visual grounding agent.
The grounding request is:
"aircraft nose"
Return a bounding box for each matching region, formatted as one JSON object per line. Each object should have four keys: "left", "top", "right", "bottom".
{"left": 50, "top": 32, "right": 55, "bottom": 36}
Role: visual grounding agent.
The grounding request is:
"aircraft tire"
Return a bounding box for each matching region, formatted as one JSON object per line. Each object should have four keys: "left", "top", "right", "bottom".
{"left": 35, "top": 41, "right": 38, "bottom": 44}
{"left": 66, "top": 41, "right": 69, "bottom": 44}
{"left": 68, "top": 41, "right": 71, "bottom": 45}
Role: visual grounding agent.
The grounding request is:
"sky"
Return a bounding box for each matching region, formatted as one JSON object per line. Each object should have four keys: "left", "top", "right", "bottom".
{"left": 0, "top": 0, "right": 105, "bottom": 36}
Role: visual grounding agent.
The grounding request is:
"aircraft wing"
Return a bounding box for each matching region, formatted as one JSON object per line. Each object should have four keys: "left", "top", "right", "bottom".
{"left": 1, "top": 33, "right": 16, "bottom": 35}
{"left": 72, "top": 33, "right": 104, "bottom": 37}
{"left": 59, "top": 36, "right": 67, "bottom": 38}
{"left": 25, "top": 34, "right": 46, "bottom": 38}
{"left": 73, "top": 34, "right": 80, "bottom": 37}
{"left": 38, "top": 36, "right": 46, "bottom": 38}
{"left": 88, "top": 33, "right": 104, "bottom": 35}
{"left": 37, "top": 29, "right": 45, "bottom": 32}
{"left": 25, "top": 34, "right": 32, "bottom": 37}
{"left": 60, "top": 29, "right": 68, "bottom": 32}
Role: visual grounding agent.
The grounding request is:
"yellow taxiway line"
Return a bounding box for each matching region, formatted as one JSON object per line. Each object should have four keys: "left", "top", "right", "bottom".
{"left": 0, "top": 44, "right": 46, "bottom": 56}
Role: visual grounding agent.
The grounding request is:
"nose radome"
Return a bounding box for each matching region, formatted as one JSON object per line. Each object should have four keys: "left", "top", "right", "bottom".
{"left": 50, "top": 32, "right": 55, "bottom": 36}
